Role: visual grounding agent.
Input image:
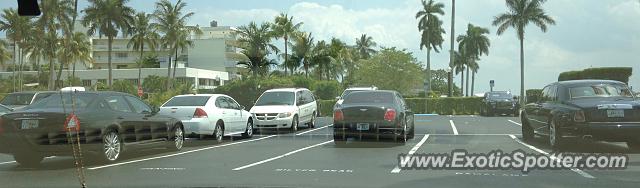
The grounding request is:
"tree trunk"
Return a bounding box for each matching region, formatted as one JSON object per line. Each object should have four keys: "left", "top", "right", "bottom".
{"left": 166, "top": 56, "right": 172, "bottom": 90}
{"left": 284, "top": 36, "right": 288, "bottom": 76}
{"left": 172, "top": 48, "right": 178, "bottom": 87}
{"left": 460, "top": 67, "right": 464, "bottom": 97}
{"left": 426, "top": 48, "right": 431, "bottom": 92}
{"left": 471, "top": 71, "right": 475, "bottom": 96}
{"left": 19, "top": 47, "right": 23, "bottom": 91}
{"left": 448, "top": 0, "right": 456, "bottom": 97}
{"left": 36, "top": 58, "right": 41, "bottom": 86}
{"left": 48, "top": 58, "right": 55, "bottom": 90}
{"left": 56, "top": 61, "right": 64, "bottom": 88}
{"left": 12, "top": 41, "right": 16, "bottom": 92}
{"left": 107, "top": 36, "right": 113, "bottom": 88}
{"left": 519, "top": 38, "right": 525, "bottom": 105}
{"left": 138, "top": 43, "right": 144, "bottom": 93}
{"left": 465, "top": 65, "right": 469, "bottom": 96}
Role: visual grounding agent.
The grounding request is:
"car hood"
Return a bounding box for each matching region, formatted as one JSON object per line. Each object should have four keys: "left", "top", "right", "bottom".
{"left": 567, "top": 98, "right": 640, "bottom": 109}
{"left": 250, "top": 105, "right": 297, "bottom": 113}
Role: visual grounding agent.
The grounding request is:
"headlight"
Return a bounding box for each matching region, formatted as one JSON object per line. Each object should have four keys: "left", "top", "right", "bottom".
{"left": 278, "top": 112, "right": 292, "bottom": 118}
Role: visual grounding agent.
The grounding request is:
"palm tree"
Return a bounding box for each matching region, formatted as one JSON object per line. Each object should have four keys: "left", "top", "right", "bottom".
{"left": 328, "top": 38, "right": 351, "bottom": 81}
{"left": 291, "top": 32, "right": 313, "bottom": 77}
{"left": 493, "top": 0, "right": 555, "bottom": 104}
{"left": 310, "top": 40, "right": 334, "bottom": 80}
{"left": 236, "top": 22, "right": 279, "bottom": 77}
{"left": 468, "top": 60, "right": 479, "bottom": 95}
{"left": 457, "top": 23, "right": 490, "bottom": 96}
{"left": 416, "top": 0, "right": 445, "bottom": 92}
{"left": 57, "top": 32, "right": 93, "bottom": 87}
{"left": 36, "top": 0, "right": 74, "bottom": 90}
{"left": 0, "top": 39, "right": 11, "bottom": 67}
{"left": 271, "top": 13, "right": 302, "bottom": 75}
{"left": 453, "top": 51, "right": 467, "bottom": 96}
{"left": 23, "top": 29, "right": 46, "bottom": 86}
{"left": 153, "top": 0, "right": 200, "bottom": 89}
{"left": 82, "top": 0, "right": 135, "bottom": 89}
{"left": 128, "top": 12, "right": 159, "bottom": 90}
{"left": 171, "top": 28, "right": 202, "bottom": 82}
{"left": 355, "top": 34, "right": 377, "bottom": 59}
{"left": 0, "top": 8, "right": 33, "bottom": 92}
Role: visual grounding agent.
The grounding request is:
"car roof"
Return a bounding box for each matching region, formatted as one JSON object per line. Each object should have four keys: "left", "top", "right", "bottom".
{"left": 172, "top": 94, "right": 225, "bottom": 97}
{"left": 345, "top": 87, "right": 377, "bottom": 91}
{"left": 554, "top": 79, "right": 625, "bottom": 86}
{"left": 350, "top": 90, "right": 397, "bottom": 94}
{"left": 7, "top": 91, "right": 57, "bottom": 95}
{"left": 264, "top": 88, "right": 310, "bottom": 92}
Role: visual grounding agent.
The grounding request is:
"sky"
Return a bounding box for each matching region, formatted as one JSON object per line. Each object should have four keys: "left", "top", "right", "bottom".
{"left": 1, "top": 0, "right": 639, "bottom": 94}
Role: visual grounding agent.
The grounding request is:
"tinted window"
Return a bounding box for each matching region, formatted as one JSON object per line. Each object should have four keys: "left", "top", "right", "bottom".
{"left": 163, "top": 96, "right": 211, "bottom": 107}
{"left": 487, "top": 92, "right": 512, "bottom": 99}
{"left": 343, "top": 92, "right": 394, "bottom": 104}
{"left": 0, "top": 93, "right": 35, "bottom": 105}
{"left": 569, "top": 83, "right": 633, "bottom": 99}
{"left": 296, "top": 91, "right": 306, "bottom": 105}
{"left": 304, "top": 90, "right": 314, "bottom": 103}
{"left": 224, "top": 97, "right": 240, "bottom": 109}
{"left": 125, "top": 96, "right": 152, "bottom": 113}
{"left": 541, "top": 86, "right": 550, "bottom": 102}
{"left": 33, "top": 93, "right": 54, "bottom": 103}
{"left": 255, "top": 92, "right": 295, "bottom": 106}
{"left": 105, "top": 96, "right": 132, "bottom": 113}
{"left": 215, "top": 97, "right": 228, "bottom": 108}
{"left": 26, "top": 93, "right": 97, "bottom": 109}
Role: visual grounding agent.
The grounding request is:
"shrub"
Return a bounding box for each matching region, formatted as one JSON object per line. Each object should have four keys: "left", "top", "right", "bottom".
{"left": 112, "top": 80, "right": 136, "bottom": 95}
{"left": 526, "top": 89, "right": 542, "bottom": 103}
{"left": 314, "top": 80, "right": 342, "bottom": 100}
{"left": 319, "top": 97, "right": 484, "bottom": 116}
{"left": 558, "top": 67, "right": 632, "bottom": 84}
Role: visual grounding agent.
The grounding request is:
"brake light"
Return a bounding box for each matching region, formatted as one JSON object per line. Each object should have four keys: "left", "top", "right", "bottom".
{"left": 384, "top": 108, "right": 396, "bottom": 122}
{"left": 333, "top": 110, "right": 344, "bottom": 121}
{"left": 64, "top": 113, "right": 81, "bottom": 132}
{"left": 574, "top": 110, "right": 585, "bottom": 122}
{"left": 193, "top": 108, "right": 208, "bottom": 118}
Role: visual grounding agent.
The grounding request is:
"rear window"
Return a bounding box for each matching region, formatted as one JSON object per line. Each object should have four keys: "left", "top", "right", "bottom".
{"left": 343, "top": 92, "right": 394, "bottom": 104}
{"left": 0, "top": 93, "right": 35, "bottom": 105}
{"left": 26, "top": 93, "right": 97, "bottom": 109}
{"left": 569, "top": 84, "right": 633, "bottom": 99}
{"left": 163, "top": 96, "right": 211, "bottom": 107}
{"left": 488, "top": 92, "right": 512, "bottom": 99}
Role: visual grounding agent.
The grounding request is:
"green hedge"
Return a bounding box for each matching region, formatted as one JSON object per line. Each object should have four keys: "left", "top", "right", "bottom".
{"left": 558, "top": 67, "right": 632, "bottom": 83}
{"left": 526, "top": 89, "right": 542, "bottom": 103}
{"left": 318, "top": 97, "right": 483, "bottom": 116}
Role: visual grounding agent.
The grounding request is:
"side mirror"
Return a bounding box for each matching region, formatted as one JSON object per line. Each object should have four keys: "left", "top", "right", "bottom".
{"left": 335, "top": 96, "right": 341, "bottom": 100}
{"left": 240, "top": 105, "right": 245, "bottom": 110}
{"left": 151, "top": 105, "right": 160, "bottom": 113}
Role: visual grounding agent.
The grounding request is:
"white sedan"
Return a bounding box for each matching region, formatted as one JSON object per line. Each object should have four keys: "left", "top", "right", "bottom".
{"left": 158, "top": 94, "right": 254, "bottom": 141}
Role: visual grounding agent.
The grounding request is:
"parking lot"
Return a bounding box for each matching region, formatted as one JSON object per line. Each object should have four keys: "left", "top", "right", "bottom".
{"left": 1, "top": 115, "right": 639, "bottom": 188}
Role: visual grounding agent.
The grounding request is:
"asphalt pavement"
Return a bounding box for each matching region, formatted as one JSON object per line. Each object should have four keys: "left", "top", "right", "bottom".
{"left": 1, "top": 115, "right": 639, "bottom": 188}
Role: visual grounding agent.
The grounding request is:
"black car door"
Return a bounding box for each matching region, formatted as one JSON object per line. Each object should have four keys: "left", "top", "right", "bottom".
{"left": 104, "top": 95, "right": 147, "bottom": 143}
{"left": 124, "top": 96, "right": 170, "bottom": 142}
{"left": 538, "top": 85, "right": 558, "bottom": 134}
{"left": 528, "top": 86, "right": 549, "bottom": 131}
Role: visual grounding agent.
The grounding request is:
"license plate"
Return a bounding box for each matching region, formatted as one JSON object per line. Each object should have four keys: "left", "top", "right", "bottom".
{"left": 607, "top": 110, "right": 625, "bottom": 118}
{"left": 356, "top": 123, "right": 369, "bottom": 131}
{"left": 21, "top": 120, "right": 39, "bottom": 129}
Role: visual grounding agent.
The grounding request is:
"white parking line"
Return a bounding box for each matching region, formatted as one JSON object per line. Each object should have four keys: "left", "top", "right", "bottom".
{"left": 449, "top": 120, "right": 459, "bottom": 135}
{"left": 295, "top": 124, "right": 333, "bottom": 136}
{"left": 232, "top": 140, "right": 333, "bottom": 171}
{"left": 508, "top": 135, "right": 595, "bottom": 179}
{"left": 508, "top": 120, "right": 522, "bottom": 126}
{"left": 88, "top": 135, "right": 277, "bottom": 170}
{"left": 391, "top": 134, "right": 430, "bottom": 173}
{"left": 429, "top": 133, "right": 521, "bottom": 136}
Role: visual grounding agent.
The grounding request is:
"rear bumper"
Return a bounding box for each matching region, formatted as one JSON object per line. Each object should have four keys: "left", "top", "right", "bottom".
{"left": 332, "top": 122, "right": 405, "bottom": 138}
{"left": 181, "top": 118, "right": 214, "bottom": 135}
{"left": 0, "top": 133, "right": 101, "bottom": 156}
{"left": 561, "top": 122, "right": 640, "bottom": 141}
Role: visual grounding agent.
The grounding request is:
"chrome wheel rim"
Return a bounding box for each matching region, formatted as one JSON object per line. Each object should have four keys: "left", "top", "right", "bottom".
{"left": 174, "top": 127, "right": 184, "bottom": 150}
{"left": 550, "top": 121, "right": 556, "bottom": 146}
{"left": 215, "top": 125, "right": 223, "bottom": 141}
{"left": 246, "top": 121, "right": 253, "bottom": 136}
{"left": 103, "top": 132, "right": 121, "bottom": 161}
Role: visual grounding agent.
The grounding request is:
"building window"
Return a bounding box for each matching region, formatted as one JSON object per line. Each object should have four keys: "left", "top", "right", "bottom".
{"left": 115, "top": 52, "right": 128, "bottom": 58}
{"left": 82, "top": 80, "right": 92, "bottom": 87}
{"left": 116, "top": 65, "right": 127, "bottom": 69}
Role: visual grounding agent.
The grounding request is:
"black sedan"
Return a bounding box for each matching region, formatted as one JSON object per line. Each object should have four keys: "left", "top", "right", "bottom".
{"left": 521, "top": 80, "right": 640, "bottom": 150}
{"left": 333, "top": 90, "right": 414, "bottom": 144}
{"left": 0, "top": 91, "right": 184, "bottom": 166}
{"left": 480, "top": 91, "right": 519, "bottom": 116}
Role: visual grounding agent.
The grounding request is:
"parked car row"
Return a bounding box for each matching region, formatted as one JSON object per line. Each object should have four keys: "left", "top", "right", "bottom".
{"left": 0, "top": 87, "right": 319, "bottom": 166}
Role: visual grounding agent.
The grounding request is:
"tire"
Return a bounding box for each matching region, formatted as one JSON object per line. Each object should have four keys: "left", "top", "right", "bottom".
{"left": 395, "top": 119, "right": 408, "bottom": 144}
{"left": 626, "top": 140, "right": 640, "bottom": 151}
{"left": 291, "top": 115, "right": 299, "bottom": 132}
{"left": 213, "top": 123, "right": 224, "bottom": 143}
{"left": 13, "top": 153, "right": 44, "bottom": 167}
{"left": 407, "top": 118, "right": 415, "bottom": 139}
{"left": 549, "top": 119, "right": 565, "bottom": 151}
{"left": 101, "top": 130, "right": 122, "bottom": 163}
{"left": 242, "top": 119, "right": 254, "bottom": 138}
{"left": 169, "top": 125, "right": 184, "bottom": 151}
{"left": 308, "top": 112, "right": 316, "bottom": 128}
{"left": 521, "top": 116, "right": 534, "bottom": 142}
{"left": 333, "top": 135, "right": 346, "bottom": 145}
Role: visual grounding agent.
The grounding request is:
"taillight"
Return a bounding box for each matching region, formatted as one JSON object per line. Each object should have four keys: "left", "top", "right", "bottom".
{"left": 64, "top": 113, "right": 81, "bottom": 132}
{"left": 384, "top": 108, "right": 396, "bottom": 122}
{"left": 574, "top": 110, "right": 585, "bottom": 122}
{"left": 193, "top": 108, "right": 208, "bottom": 118}
{"left": 333, "top": 110, "right": 344, "bottom": 121}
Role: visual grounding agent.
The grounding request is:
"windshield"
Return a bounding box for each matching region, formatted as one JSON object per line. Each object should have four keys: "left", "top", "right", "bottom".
{"left": 0, "top": 93, "right": 35, "bottom": 105}
{"left": 255, "top": 92, "right": 295, "bottom": 106}
{"left": 25, "top": 93, "right": 97, "bottom": 109}
{"left": 343, "top": 91, "right": 394, "bottom": 104}
{"left": 163, "top": 96, "right": 210, "bottom": 107}
{"left": 569, "top": 84, "right": 633, "bottom": 99}
{"left": 487, "top": 92, "right": 512, "bottom": 99}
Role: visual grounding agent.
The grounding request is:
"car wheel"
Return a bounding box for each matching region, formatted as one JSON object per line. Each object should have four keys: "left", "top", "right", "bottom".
{"left": 13, "top": 153, "right": 44, "bottom": 167}
{"left": 395, "top": 119, "right": 408, "bottom": 144}
{"left": 626, "top": 140, "right": 640, "bottom": 151}
{"left": 549, "top": 119, "right": 564, "bottom": 150}
{"left": 169, "top": 125, "right": 184, "bottom": 151}
{"left": 102, "top": 130, "right": 122, "bottom": 163}
{"left": 242, "top": 119, "right": 253, "bottom": 138}
{"left": 333, "top": 134, "right": 346, "bottom": 145}
{"left": 213, "top": 123, "right": 224, "bottom": 142}
{"left": 308, "top": 112, "right": 316, "bottom": 128}
{"left": 291, "top": 115, "right": 299, "bottom": 132}
{"left": 521, "top": 116, "right": 534, "bottom": 142}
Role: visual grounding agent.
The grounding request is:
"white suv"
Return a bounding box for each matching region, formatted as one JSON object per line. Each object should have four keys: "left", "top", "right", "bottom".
{"left": 250, "top": 88, "right": 317, "bottom": 131}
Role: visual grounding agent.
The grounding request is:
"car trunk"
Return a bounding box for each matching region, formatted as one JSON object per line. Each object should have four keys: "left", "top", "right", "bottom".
{"left": 340, "top": 104, "right": 392, "bottom": 122}
{"left": 568, "top": 99, "right": 640, "bottom": 122}
{"left": 159, "top": 106, "right": 202, "bottom": 121}
{"left": 1, "top": 109, "right": 97, "bottom": 146}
